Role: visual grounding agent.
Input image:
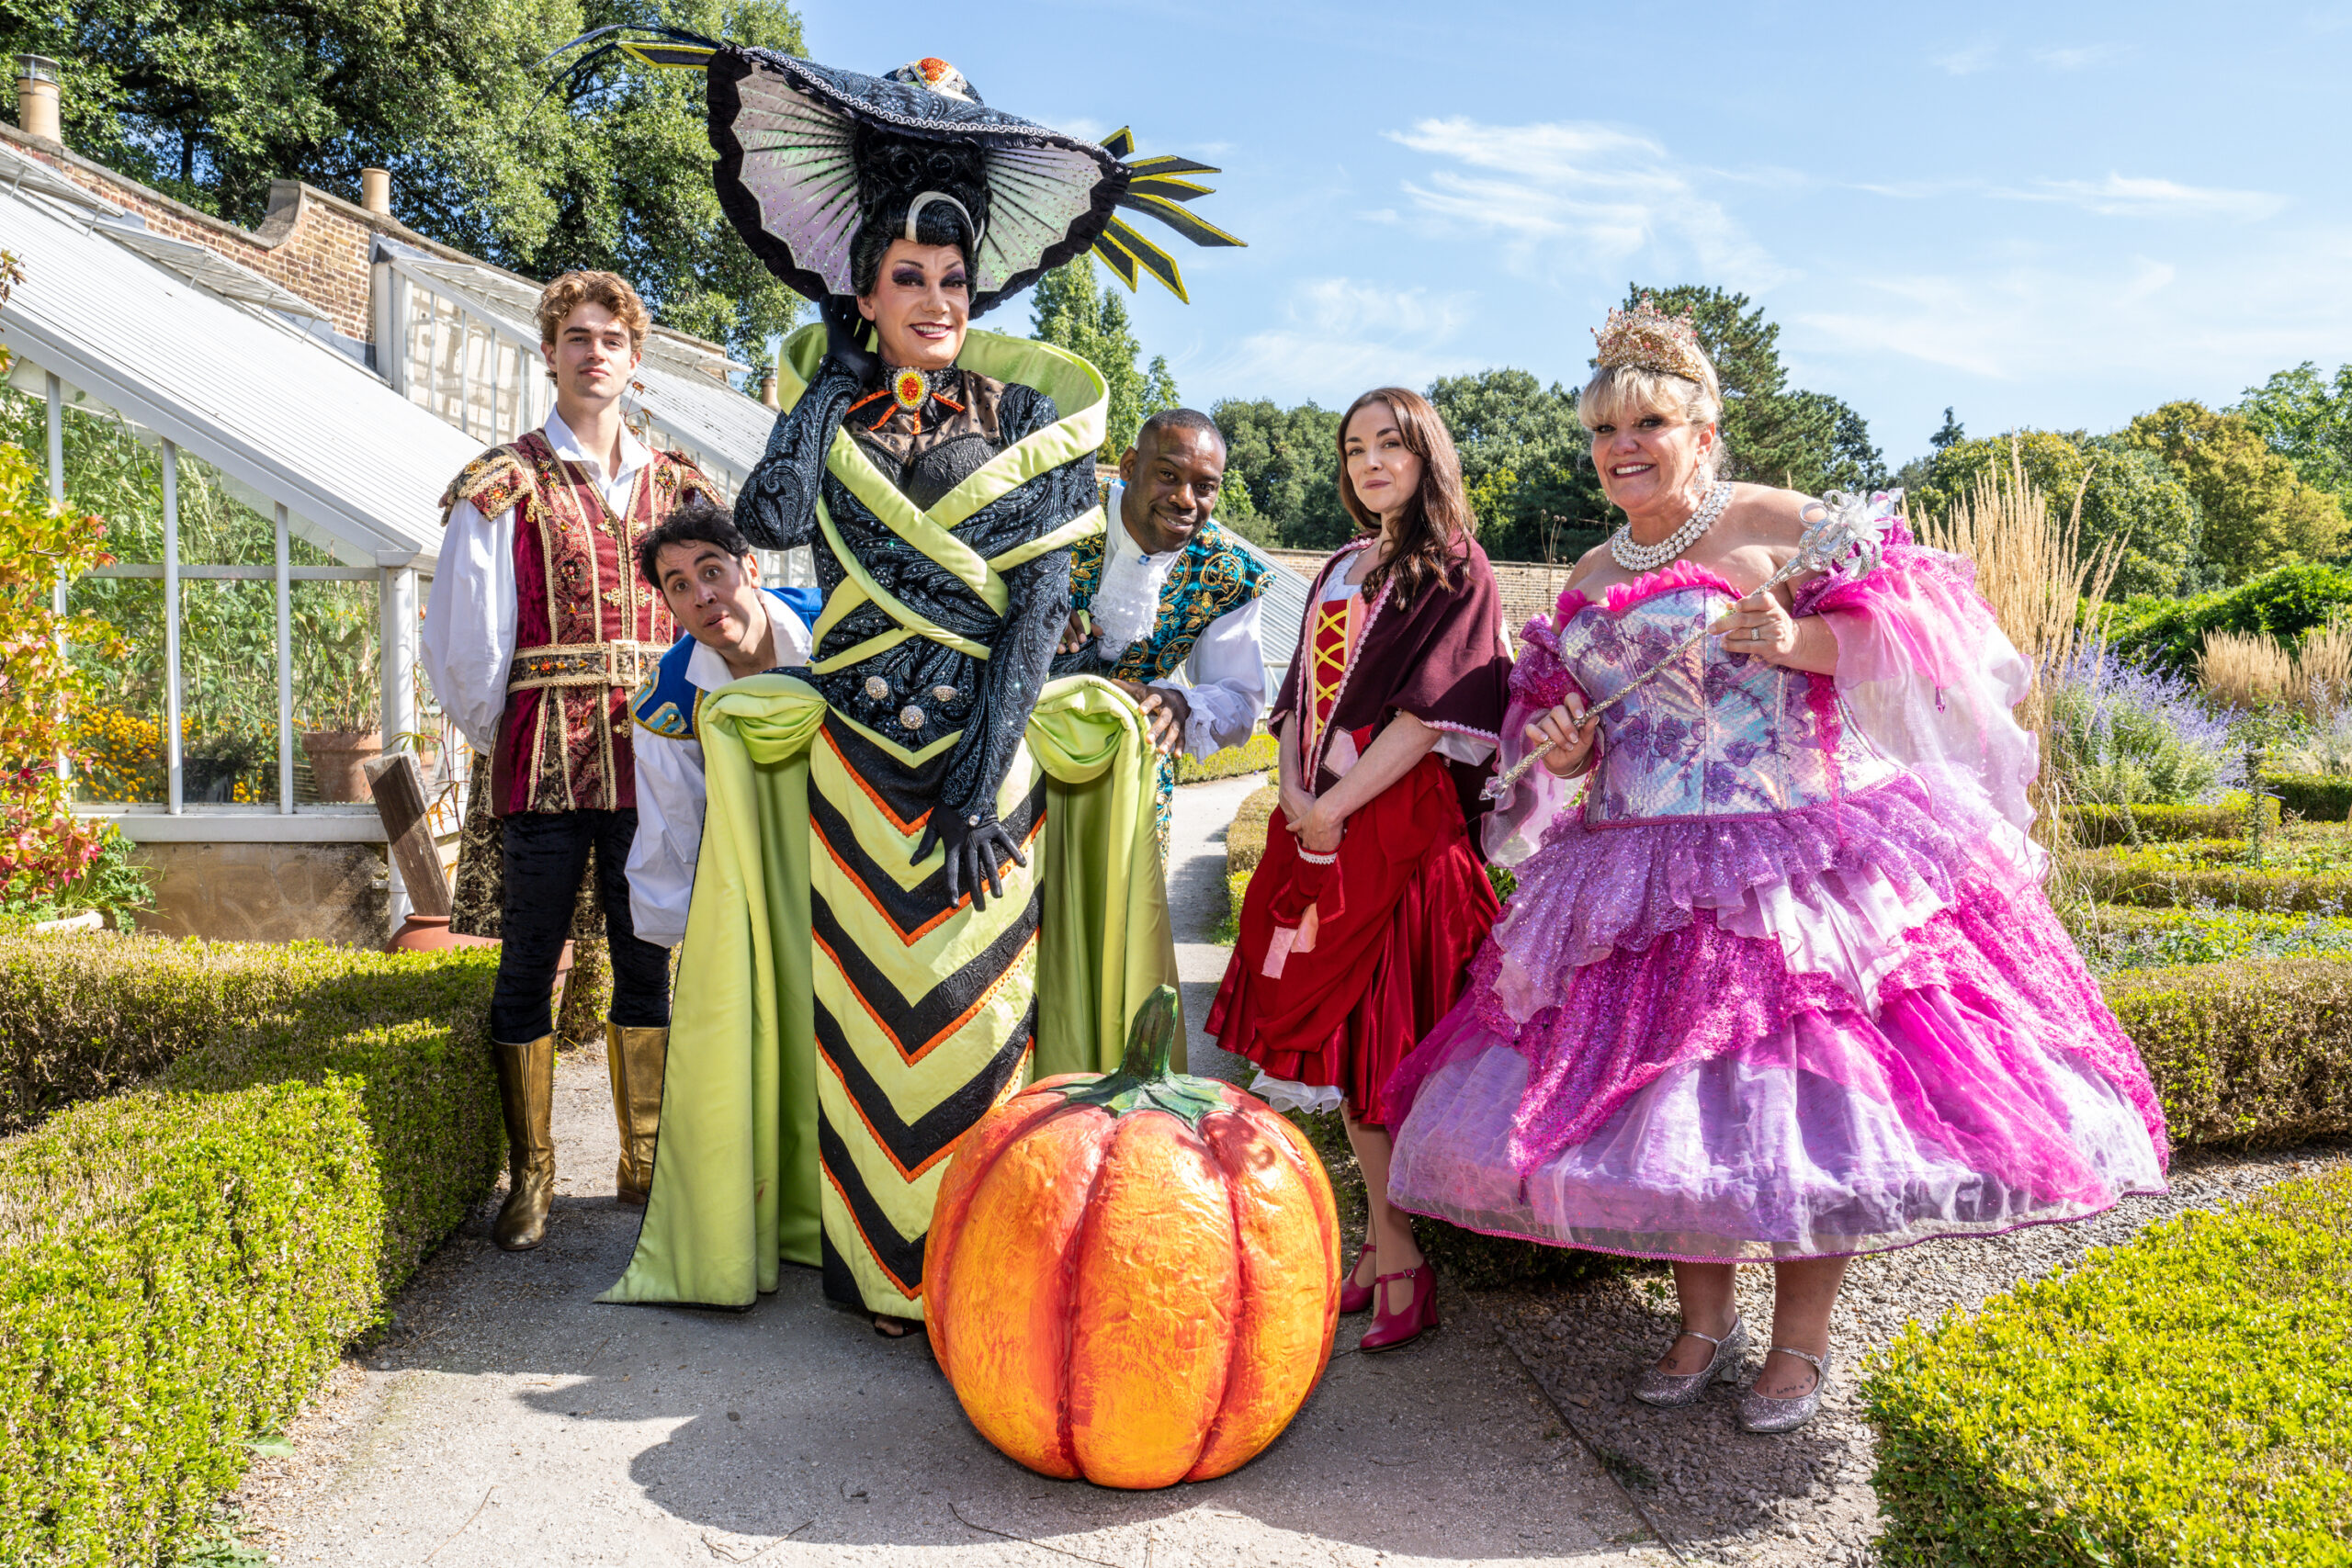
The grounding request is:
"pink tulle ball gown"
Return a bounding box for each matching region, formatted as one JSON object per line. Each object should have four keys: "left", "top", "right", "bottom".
{"left": 1383, "top": 499, "right": 2170, "bottom": 1262}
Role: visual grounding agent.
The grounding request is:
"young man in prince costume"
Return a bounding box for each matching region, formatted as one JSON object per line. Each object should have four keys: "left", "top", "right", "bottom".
{"left": 1057, "top": 409, "right": 1271, "bottom": 853}
{"left": 423, "top": 270, "right": 718, "bottom": 1254}
{"left": 575, "top": 37, "right": 1246, "bottom": 1331}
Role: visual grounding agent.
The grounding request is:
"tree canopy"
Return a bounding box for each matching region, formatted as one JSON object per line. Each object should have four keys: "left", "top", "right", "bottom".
{"left": 0, "top": 0, "right": 806, "bottom": 362}
{"left": 1911, "top": 431, "right": 2206, "bottom": 598}
{"left": 1212, "top": 399, "right": 1345, "bottom": 550}
{"left": 2233, "top": 362, "right": 2352, "bottom": 502}
{"left": 1028, "top": 254, "right": 1179, "bottom": 463}
{"left": 1424, "top": 368, "right": 1610, "bottom": 563}
{"left": 2121, "top": 400, "right": 2346, "bottom": 584}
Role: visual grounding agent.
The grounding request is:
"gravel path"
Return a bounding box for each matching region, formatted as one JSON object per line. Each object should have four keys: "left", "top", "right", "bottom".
{"left": 1476, "top": 1140, "right": 2350, "bottom": 1565}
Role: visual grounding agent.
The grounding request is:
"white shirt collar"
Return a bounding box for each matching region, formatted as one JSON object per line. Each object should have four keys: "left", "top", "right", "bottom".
{"left": 684, "top": 591, "right": 809, "bottom": 695}
{"left": 1105, "top": 481, "right": 1177, "bottom": 565}
{"left": 544, "top": 405, "right": 651, "bottom": 487}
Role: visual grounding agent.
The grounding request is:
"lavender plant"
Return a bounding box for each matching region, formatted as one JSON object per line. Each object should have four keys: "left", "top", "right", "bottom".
{"left": 2049, "top": 647, "right": 2243, "bottom": 807}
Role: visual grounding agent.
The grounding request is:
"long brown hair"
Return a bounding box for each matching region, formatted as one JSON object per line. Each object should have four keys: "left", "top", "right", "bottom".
{"left": 1335, "top": 387, "right": 1475, "bottom": 608}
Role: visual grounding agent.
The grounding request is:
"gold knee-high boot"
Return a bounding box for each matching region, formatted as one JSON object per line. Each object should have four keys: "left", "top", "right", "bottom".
{"left": 492, "top": 1034, "right": 556, "bottom": 1251}
{"left": 606, "top": 1021, "right": 668, "bottom": 1204}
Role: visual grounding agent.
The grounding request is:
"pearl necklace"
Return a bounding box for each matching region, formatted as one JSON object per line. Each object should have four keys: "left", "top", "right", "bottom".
{"left": 1608, "top": 481, "right": 1734, "bottom": 573}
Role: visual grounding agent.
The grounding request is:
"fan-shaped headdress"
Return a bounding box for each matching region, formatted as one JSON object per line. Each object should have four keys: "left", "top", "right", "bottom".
{"left": 559, "top": 32, "right": 1243, "bottom": 312}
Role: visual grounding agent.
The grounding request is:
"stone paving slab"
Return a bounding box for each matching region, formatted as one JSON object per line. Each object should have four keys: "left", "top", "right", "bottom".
{"left": 234, "top": 776, "right": 1666, "bottom": 1567}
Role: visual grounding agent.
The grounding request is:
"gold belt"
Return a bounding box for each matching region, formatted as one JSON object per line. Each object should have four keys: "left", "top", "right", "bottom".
{"left": 506, "top": 639, "right": 663, "bottom": 693}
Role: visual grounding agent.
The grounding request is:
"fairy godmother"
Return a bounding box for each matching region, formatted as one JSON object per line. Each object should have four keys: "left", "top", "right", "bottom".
{"left": 1383, "top": 299, "right": 2169, "bottom": 1432}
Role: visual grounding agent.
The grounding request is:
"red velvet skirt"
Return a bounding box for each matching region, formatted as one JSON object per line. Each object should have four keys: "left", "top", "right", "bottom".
{"left": 1208, "top": 753, "right": 1499, "bottom": 1122}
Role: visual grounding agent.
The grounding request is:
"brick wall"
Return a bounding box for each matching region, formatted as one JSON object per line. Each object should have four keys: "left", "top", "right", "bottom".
{"left": 1, "top": 122, "right": 386, "bottom": 340}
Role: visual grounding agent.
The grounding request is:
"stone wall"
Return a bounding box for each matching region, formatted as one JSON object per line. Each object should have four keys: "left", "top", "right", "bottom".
{"left": 130, "top": 842, "right": 389, "bottom": 948}
{"left": 1257, "top": 544, "right": 1573, "bottom": 637}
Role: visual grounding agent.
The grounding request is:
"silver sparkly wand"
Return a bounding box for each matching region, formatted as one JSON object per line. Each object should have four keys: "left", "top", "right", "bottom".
{"left": 1482, "top": 490, "right": 1894, "bottom": 802}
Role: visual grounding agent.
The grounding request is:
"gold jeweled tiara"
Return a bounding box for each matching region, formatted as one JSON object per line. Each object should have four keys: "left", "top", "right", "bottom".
{"left": 1592, "top": 295, "right": 1709, "bottom": 382}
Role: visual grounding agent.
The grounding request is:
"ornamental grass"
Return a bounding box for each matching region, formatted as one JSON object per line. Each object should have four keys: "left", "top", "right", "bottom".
{"left": 1866, "top": 1162, "right": 2352, "bottom": 1567}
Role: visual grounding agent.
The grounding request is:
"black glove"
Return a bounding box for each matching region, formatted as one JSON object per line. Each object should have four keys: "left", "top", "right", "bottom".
{"left": 820, "top": 295, "right": 878, "bottom": 384}
{"left": 914, "top": 806, "right": 1028, "bottom": 913}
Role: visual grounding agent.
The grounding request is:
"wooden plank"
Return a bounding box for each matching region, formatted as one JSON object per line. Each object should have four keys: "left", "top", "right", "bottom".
{"left": 364, "top": 752, "right": 453, "bottom": 917}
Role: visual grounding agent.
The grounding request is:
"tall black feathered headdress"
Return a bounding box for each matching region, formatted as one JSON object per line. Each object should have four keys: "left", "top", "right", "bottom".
{"left": 552, "top": 33, "right": 1243, "bottom": 313}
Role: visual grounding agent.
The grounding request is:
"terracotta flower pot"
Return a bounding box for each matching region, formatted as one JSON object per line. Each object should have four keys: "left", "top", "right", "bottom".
{"left": 926, "top": 987, "right": 1342, "bottom": 1489}
{"left": 300, "top": 728, "right": 383, "bottom": 804}
{"left": 385, "top": 914, "right": 501, "bottom": 954}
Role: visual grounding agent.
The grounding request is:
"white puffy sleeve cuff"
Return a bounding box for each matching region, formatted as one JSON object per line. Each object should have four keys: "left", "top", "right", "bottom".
{"left": 420, "top": 499, "right": 518, "bottom": 755}
{"left": 1150, "top": 596, "right": 1270, "bottom": 759}
{"left": 626, "top": 729, "right": 706, "bottom": 950}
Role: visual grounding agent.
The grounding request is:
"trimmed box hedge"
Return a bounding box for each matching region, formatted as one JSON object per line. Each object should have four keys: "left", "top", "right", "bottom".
{"left": 2267, "top": 771, "right": 2352, "bottom": 823}
{"left": 2072, "top": 839, "right": 2352, "bottom": 914}
{"left": 1175, "top": 728, "right": 1277, "bottom": 784}
{"left": 1865, "top": 1163, "right": 2352, "bottom": 1567}
{"left": 2063, "top": 794, "right": 2278, "bottom": 847}
{"left": 0, "top": 933, "right": 503, "bottom": 1568}
{"left": 1224, "top": 782, "right": 1280, "bottom": 875}
{"left": 2099, "top": 957, "right": 2352, "bottom": 1147}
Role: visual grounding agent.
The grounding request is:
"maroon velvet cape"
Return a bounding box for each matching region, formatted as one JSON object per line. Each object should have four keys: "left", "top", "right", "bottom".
{"left": 1208, "top": 533, "right": 1512, "bottom": 1118}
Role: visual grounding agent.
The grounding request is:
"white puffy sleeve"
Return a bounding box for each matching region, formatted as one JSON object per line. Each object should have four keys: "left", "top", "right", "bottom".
{"left": 1153, "top": 596, "right": 1272, "bottom": 758}
{"left": 421, "top": 499, "right": 517, "bottom": 754}
{"left": 626, "top": 728, "right": 706, "bottom": 950}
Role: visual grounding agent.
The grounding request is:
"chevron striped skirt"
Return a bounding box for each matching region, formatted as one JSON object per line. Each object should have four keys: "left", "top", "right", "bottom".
{"left": 809, "top": 716, "right": 1044, "bottom": 1320}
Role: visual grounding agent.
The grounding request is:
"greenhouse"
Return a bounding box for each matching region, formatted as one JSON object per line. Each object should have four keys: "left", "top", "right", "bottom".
{"left": 2, "top": 140, "right": 476, "bottom": 939}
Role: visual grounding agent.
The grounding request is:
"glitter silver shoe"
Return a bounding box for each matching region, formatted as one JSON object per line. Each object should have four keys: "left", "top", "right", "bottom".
{"left": 1632, "top": 1315, "right": 1747, "bottom": 1407}
{"left": 1736, "top": 1346, "right": 1828, "bottom": 1434}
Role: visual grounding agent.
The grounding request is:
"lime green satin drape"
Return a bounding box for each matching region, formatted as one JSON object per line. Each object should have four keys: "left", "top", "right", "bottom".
{"left": 599, "top": 673, "right": 1178, "bottom": 1309}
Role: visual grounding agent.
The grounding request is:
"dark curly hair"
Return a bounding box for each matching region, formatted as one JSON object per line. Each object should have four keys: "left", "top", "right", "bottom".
{"left": 636, "top": 496, "right": 751, "bottom": 591}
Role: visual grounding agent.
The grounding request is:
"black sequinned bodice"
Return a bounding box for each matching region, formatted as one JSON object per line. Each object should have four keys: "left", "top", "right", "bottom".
{"left": 736, "top": 357, "right": 1096, "bottom": 821}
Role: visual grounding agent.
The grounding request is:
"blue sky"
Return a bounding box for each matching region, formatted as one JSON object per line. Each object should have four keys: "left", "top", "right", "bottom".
{"left": 797, "top": 0, "right": 2352, "bottom": 468}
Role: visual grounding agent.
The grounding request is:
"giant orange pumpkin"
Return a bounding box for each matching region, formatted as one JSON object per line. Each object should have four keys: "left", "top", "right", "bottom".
{"left": 926, "top": 986, "right": 1341, "bottom": 1489}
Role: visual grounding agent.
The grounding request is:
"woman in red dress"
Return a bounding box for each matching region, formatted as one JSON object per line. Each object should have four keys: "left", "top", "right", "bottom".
{"left": 1208, "top": 387, "right": 1510, "bottom": 1350}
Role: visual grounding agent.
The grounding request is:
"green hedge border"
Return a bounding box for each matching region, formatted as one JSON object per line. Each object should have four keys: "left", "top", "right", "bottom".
{"left": 2071, "top": 840, "right": 2352, "bottom": 914}
{"left": 1866, "top": 1163, "right": 2352, "bottom": 1567}
{"left": 2267, "top": 772, "right": 2352, "bottom": 823}
{"left": 0, "top": 935, "right": 502, "bottom": 1568}
{"left": 2063, "top": 795, "right": 2278, "bottom": 847}
{"left": 2099, "top": 957, "right": 2352, "bottom": 1147}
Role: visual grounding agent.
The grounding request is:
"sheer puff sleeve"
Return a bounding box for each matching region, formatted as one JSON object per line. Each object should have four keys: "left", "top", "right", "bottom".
{"left": 1792, "top": 495, "right": 2041, "bottom": 852}
{"left": 1483, "top": 614, "right": 1588, "bottom": 866}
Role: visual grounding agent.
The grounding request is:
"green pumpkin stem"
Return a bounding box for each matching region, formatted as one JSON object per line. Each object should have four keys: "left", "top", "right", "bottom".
{"left": 1052, "top": 985, "right": 1227, "bottom": 1129}
{"left": 1116, "top": 985, "right": 1182, "bottom": 1081}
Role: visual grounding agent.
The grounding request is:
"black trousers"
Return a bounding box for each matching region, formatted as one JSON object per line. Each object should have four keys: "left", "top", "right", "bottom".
{"left": 488, "top": 807, "right": 672, "bottom": 1043}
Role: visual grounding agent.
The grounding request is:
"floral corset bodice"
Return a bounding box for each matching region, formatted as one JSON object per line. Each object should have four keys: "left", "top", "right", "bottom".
{"left": 1535, "top": 564, "right": 1899, "bottom": 826}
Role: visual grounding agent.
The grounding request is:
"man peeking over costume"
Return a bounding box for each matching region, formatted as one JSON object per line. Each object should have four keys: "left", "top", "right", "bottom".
{"left": 421, "top": 270, "right": 718, "bottom": 1251}
{"left": 1054, "top": 408, "right": 1271, "bottom": 854}
{"left": 625, "top": 498, "right": 820, "bottom": 949}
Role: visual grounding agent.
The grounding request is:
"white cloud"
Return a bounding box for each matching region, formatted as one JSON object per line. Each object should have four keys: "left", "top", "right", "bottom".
{"left": 2031, "top": 42, "right": 2128, "bottom": 70}
{"left": 1998, "top": 174, "right": 2287, "bottom": 221}
{"left": 1193, "top": 276, "right": 1477, "bottom": 401}
{"left": 1385, "top": 117, "right": 1786, "bottom": 289}
{"left": 1932, "top": 39, "right": 1999, "bottom": 75}
{"left": 1795, "top": 229, "right": 2352, "bottom": 389}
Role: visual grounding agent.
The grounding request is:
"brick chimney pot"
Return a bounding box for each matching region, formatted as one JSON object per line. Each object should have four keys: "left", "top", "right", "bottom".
{"left": 361, "top": 167, "right": 391, "bottom": 217}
